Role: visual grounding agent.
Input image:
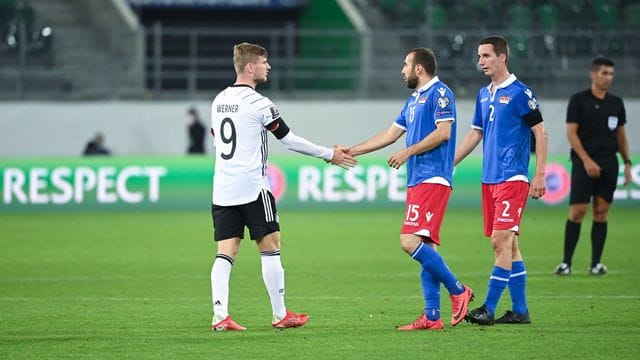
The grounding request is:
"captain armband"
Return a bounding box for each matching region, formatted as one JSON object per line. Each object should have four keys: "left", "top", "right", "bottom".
{"left": 523, "top": 109, "right": 543, "bottom": 128}
{"left": 267, "top": 118, "right": 290, "bottom": 139}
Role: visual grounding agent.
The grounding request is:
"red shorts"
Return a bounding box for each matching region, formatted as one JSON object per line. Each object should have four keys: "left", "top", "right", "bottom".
{"left": 401, "top": 183, "right": 451, "bottom": 245}
{"left": 481, "top": 181, "right": 530, "bottom": 237}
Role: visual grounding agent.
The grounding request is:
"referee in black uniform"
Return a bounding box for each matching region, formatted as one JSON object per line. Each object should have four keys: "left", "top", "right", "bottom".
{"left": 555, "top": 57, "right": 632, "bottom": 276}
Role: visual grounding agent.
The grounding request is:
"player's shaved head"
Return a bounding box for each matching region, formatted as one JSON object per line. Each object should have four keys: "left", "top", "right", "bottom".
{"left": 233, "top": 42, "right": 268, "bottom": 74}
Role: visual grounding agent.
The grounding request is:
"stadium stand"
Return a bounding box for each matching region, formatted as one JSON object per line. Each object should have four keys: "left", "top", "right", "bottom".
{"left": 1, "top": 0, "right": 143, "bottom": 100}
{"left": 1, "top": 0, "right": 638, "bottom": 99}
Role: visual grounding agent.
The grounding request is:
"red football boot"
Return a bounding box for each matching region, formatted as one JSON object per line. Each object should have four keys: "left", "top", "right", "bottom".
{"left": 450, "top": 285, "right": 474, "bottom": 326}
{"left": 272, "top": 309, "right": 309, "bottom": 329}
{"left": 212, "top": 315, "right": 246, "bottom": 331}
{"left": 397, "top": 314, "right": 443, "bottom": 331}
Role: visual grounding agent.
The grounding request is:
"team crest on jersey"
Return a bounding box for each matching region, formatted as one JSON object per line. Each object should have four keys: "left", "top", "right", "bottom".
{"left": 437, "top": 97, "right": 449, "bottom": 108}
{"left": 499, "top": 96, "right": 510, "bottom": 104}
{"left": 269, "top": 106, "right": 280, "bottom": 119}
{"left": 528, "top": 98, "right": 538, "bottom": 110}
{"left": 419, "top": 96, "right": 427, "bottom": 104}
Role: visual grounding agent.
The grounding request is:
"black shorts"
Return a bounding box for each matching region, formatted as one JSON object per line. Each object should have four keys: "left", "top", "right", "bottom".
{"left": 211, "top": 189, "right": 280, "bottom": 241}
{"left": 569, "top": 157, "right": 619, "bottom": 204}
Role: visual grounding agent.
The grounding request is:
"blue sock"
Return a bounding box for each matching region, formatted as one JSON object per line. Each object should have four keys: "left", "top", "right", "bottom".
{"left": 509, "top": 261, "right": 528, "bottom": 315}
{"left": 411, "top": 242, "right": 464, "bottom": 295}
{"left": 484, "top": 266, "right": 511, "bottom": 315}
{"left": 420, "top": 268, "right": 440, "bottom": 321}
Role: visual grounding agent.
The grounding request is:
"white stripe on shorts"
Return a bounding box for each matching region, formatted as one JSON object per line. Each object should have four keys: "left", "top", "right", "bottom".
{"left": 261, "top": 190, "right": 274, "bottom": 222}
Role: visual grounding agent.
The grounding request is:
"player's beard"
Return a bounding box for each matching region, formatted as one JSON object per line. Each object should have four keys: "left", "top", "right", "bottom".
{"left": 405, "top": 72, "right": 418, "bottom": 89}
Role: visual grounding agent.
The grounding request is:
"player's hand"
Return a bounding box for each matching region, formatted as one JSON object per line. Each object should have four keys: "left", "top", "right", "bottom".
{"left": 329, "top": 145, "right": 357, "bottom": 170}
{"left": 584, "top": 158, "right": 601, "bottom": 178}
{"left": 388, "top": 150, "right": 409, "bottom": 169}
{"left": 623, "top": 163, "right": 632, "bottom": 186}
{"left": 529, "top": 174, "right": 546, "bottom": 200}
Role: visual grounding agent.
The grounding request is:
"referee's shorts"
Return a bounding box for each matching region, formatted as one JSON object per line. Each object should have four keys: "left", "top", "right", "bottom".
{"left": 569, "top": 156, "right": 619, "bottom": 204}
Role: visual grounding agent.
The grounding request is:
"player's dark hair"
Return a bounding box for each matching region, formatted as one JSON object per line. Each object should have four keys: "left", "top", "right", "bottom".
{"left": 408, "top": 48, "right": 437, "bottom": 76}
{"left": 479, "top": 36, "right": 510, "bottom": 60}
{"left": 590, "top": 57, "right": 614, "bottom": 72}
{"left": 233, "top": 42, "right": 268, "bottom": 73}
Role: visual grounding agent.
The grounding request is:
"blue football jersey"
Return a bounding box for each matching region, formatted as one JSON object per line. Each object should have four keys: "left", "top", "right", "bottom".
{"left": 395, "top": 76, "right": 457, "bottom": 187}
{"left": 471, "top": 75, "right": 539, "bottom": 184}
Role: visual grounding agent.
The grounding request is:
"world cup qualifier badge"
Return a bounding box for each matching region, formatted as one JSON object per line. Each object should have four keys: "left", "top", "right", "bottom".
{"left": 436, "top": 87, "right": 449, "bottom": 108}
{"left": 269, "top": 106, "right": 280, "bottom": 119}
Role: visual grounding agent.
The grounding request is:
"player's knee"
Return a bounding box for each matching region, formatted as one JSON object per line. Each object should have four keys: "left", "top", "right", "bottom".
{"left": 568, "top": 207, "right": 588, "bottom": 222}
{"left": 592, "top": 202, "right": 610, "bottom": 221}
{"left": 490, "top": 233, "right": 511, "bottom": 253}
{"left": 592, "top": 209, "right": 609, "bottom": 222}
{"left": 399, "top": 235, "right": 420, "bottom": 254}
{"left": 217, "top": 247, "right": 239, "bottom": 258}
{"left": 258, "top": 233, "right": 281, "bottom": 251}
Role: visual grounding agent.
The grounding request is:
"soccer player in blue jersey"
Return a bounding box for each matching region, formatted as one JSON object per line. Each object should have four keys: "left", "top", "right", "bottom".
{"left": 340, "top": 48, "right": 474, "bottom": 330}
{"left": 455, "top": 36, "right": 548, "bottom": 325}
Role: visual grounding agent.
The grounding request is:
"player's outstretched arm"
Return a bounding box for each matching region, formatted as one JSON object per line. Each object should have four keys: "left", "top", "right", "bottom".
{"left": 350, "top": 124, "right": 404, "bottom": 157}
{"left": 330, "top": 146, "right": 357, "bottom": 170}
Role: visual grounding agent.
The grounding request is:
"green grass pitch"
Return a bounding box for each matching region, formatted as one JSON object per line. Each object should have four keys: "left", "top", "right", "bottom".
{"left": 1, "top": 207, "right": 639, "bottom": 359}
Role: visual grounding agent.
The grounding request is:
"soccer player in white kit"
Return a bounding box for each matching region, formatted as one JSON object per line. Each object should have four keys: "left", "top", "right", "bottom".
{"left": 209, "top": 42, "right": 356, "bottom": 331}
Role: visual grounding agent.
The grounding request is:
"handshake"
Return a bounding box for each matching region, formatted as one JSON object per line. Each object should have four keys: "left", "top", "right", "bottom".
{"left": 327, "top": 144, "right": 357, "bottom": 170}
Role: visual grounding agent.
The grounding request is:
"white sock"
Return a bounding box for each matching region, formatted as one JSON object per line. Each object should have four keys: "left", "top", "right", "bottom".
{"left": 260, "top": 250, "right": 286, "bottom": 321}
{"left": 211, "top": 254, "right": 234, "bottom": 323}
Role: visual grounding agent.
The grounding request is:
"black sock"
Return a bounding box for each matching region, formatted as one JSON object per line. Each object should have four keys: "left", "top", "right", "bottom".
{"left": 563, "top": 220, "right": 581, "bottom": 266}
{"left": 591, "top": 221, "right": 607, "bottom": 267}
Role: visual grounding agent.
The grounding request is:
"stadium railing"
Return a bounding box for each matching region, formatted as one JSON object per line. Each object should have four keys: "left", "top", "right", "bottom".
{"left": 3, "top": 27, "right": 639, "bottom": 100}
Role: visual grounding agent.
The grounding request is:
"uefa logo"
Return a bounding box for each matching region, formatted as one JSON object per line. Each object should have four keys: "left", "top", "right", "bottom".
{"left": 541, "top": 163, "right": 570, "bottom": 205}
{"left": 266, "top": 164, "right": 286, "bottom": 202}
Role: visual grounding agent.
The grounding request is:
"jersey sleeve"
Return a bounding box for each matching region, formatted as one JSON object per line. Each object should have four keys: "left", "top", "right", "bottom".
{"left": 471, "top": 91, "right": 483, "bottom": 130}
{"left": 254, "top": 96, "right": 281, "bottom": 127}
{"left": 515, "top": 87, "right": 539, "bottom": 118}
{"left": 618, "top": 97, "right": 626, "bottom": 127}
{"left": 394, "top": 99, "right": 409, "bottom": 130}
{"left": 434, "top": 86, "right": 455, "bottom": 123}
{"left": 566, "top": 94, "right": 580, "bottom": 124}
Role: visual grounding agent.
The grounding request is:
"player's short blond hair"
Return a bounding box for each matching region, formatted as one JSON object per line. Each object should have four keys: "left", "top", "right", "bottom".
{"left": 233, "top": 42, "right": 268, "bottom": 74}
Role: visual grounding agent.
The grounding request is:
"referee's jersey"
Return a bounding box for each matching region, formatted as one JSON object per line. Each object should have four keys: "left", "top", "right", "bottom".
{"left": 567, "top": 89, "right": 626, "bottom": 160}
{"left": 211, "top": 84, "right": 280, "bottom": 206}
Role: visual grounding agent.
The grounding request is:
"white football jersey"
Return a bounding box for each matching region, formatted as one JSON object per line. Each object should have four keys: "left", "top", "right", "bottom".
{"left": 211, "top": 85, "right": 280, "bottom": 206}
